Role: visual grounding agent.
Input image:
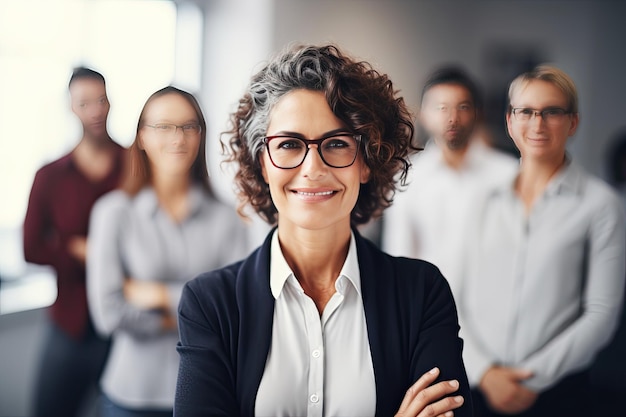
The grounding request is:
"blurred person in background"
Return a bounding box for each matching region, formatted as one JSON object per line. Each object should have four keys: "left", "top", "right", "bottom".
{"left": 459, "top": 65, "right": 626, "bottom": 416}
{"left": 87, "top": 86, "right": 249, "bottom": 417}
{"left": 23, "top": 66, "right": 125, "bottom": 417}
{"left": 381, "top": 66, "right": 517, "bottom": 298}
{"left": 174, "top": 43, "right": 472, "bottom": 417}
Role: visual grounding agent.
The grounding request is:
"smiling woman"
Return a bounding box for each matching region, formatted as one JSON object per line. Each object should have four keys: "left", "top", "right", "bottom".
{"left": 86, "top": 86, "right": 250, "bottom": 417}
{"left": 174, "top": 43, "right": 473, "bottom": 417}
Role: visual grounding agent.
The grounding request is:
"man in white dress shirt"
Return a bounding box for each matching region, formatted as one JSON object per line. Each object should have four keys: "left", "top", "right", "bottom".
{"left": 381, "top": 66, "right": 517, "bottom": 297}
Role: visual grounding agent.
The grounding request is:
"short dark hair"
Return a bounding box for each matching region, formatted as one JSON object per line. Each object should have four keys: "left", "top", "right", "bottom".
{"left": 222, "top": 43, "right": 415, "bottom": 225}
{"left": 68, "top": 66, "right": 106, "bottom": 89}
{"left": 420, "top": 66, "right": 482, "bottom": 111}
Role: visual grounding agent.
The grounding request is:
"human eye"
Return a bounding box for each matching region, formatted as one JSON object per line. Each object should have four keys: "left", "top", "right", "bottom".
{"left": 544, "top": 108, "right": 565, "bottom": 117}
{"left": 436, "top": 105, "right": 448, "bottom": 112}
{"left": 324, "top": 135, "right": 354, "bottom": 150}
{"left": 459, "top": 104, "right": 472, "bottom": 111}
{"left": 182, "top": 124, "right": 200, "bottom": 132}
{"left": 518, "top": 108, "right": 534, "bottom": 116}
{"left": 155, "top": 124, "right": 174, "bottom": 132}
{"left": 275, "top": 137, "right": 304, "bottom": 151}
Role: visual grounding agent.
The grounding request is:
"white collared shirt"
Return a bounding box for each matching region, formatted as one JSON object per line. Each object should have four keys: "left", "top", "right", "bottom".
{"left": 255, "top": 231, "right": 376, "bottom": 417}
{"left": 382, "top": 139, "right": 518, "bottom": 298}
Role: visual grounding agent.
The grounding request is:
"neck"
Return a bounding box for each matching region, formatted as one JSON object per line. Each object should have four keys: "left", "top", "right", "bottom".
{"left": 80, "top": 131, "right": 113, "bottom": 149}
{"left": 516, "top": 154, "right": 566, "bottom": 212}
{"left": 152, "top": 171, "right": 191, "bottom": 197}
{"left": 277, "top": 222, "right": 351, "bottom": 311}
{"left": 440, "top": 142, "right": 469, "bottom": 170}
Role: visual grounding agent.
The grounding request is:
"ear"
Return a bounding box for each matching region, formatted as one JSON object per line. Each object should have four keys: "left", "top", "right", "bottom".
{"left": 568, "top": 113, "right": 579, "bottom": 137}
{"left": 259, "top": 152, "right": 270, "bottom": 184}
{"left": 505, "top": 111, "right": 514, "bottom": 139}
{"left": 137, "top": 131, "right": 145, "bottom": 150}
{"left": 360, "top": 161, "right": 371, "bottom": 184}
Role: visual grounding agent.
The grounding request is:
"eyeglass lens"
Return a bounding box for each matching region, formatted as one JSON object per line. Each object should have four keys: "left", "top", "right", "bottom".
{"left": 267, "top": 135, "right": 359, "bottom": 168}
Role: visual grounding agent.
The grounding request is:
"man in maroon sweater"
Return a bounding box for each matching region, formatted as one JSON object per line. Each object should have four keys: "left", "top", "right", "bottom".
{"left": 23, "top": 67, "right": 126, "bottom": 417}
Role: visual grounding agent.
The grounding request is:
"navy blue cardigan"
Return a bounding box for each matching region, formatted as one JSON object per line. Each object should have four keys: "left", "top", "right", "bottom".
{"left": 175, "top": 230, "right": 472, "bottom": 416}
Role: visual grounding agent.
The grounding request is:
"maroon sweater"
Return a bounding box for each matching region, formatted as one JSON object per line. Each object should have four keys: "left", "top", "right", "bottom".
{"left": 23, "top": 144, "right": 125, "bottom": 339}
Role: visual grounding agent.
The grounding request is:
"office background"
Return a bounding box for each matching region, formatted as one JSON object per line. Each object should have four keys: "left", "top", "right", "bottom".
{"left": 1, "top": 1, "right": 625, "bottom": 416}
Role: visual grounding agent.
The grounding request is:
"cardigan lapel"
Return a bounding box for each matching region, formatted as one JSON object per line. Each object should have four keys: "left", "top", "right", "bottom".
{"left": 236, "top": 228, "right": 406, "bottom": 416}
{"left": 236, "top": 230, "right": 276, "bottom": 416}
{"left": 355, "top": 229, "right": 406, "bottom": 416}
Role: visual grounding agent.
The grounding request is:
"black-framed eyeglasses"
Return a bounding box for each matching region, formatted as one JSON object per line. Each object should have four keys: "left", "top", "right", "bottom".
{"left": 264, "top": 133, "right": 362, "bottom": 169}
{"left": 144, "top": 123, "right": 202, "bottom": 137}
{"left": 510, "top": 107, "right": 572, "bottom": 125}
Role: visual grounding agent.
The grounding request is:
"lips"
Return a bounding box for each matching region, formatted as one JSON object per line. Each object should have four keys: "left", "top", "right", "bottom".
{"left": 294, "top": 190, "right": 334, "bottom": 196}
{"left": 291, "top": 189, "right": 337, "bottom": 201}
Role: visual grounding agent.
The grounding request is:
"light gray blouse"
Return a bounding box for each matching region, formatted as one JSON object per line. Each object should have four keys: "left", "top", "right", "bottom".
{"left": 459, "top": 160, "right": 626, "bottom": 392}
{"left": 87, "top": 186, "right": 250, "bottom": 409}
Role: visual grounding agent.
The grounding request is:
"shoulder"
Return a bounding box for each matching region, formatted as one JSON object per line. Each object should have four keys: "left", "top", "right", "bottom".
{"left": 358, "top": 235, "right": 447, "bottom": 289}
{"left": 477, "top": 144, "right": 519, "bottom": 171}
{"left": 33, "top": 153, "right": 72, "bottom": 181}
{"left": 196, "top": 193, "right": 248, "bottom": 236}
{"left": 186, "top": 260, "right": 242, "bottom": 292}
{"left": 570, "top": 165, "right": 622, "bottom": 210}
{"left": 202, "top": 194, "right": 240, "bottom": 217}
{"left": 181, "top": 259, "right": 247, "bottom": 318}
{"left": 91, "top": 190, "right": 132, "bottom": 222}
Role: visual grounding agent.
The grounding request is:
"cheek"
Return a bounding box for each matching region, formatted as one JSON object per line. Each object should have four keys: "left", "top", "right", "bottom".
{"left": 460, "top": 113, "right": 475, "bottom": 126}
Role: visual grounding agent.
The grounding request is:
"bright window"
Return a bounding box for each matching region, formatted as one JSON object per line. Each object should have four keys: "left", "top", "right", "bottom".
{"left": 0, "top": 0, "right": 202, "bottom": 314}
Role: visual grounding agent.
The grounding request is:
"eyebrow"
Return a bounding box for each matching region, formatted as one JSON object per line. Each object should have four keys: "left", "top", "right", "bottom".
{"left": 150, "top": 119, "right": 199, "bottom": 124}
{"left": 268, "top": 128, "right": 351, "bottom": 138}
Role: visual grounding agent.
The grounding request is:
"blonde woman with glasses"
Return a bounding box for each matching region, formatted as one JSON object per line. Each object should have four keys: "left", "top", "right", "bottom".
{"left": 459, "top": 66, "right": 626, "bottom": 417}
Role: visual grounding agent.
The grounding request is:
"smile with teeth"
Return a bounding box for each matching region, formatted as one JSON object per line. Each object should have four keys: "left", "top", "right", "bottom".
{"left": 295, "top": 190, "right": 334, "bottom": 196}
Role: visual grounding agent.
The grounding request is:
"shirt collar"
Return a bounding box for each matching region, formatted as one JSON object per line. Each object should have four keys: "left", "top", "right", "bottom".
{"left": 497, "top": 154, "right": 582, "bottom": 197}
{"left": 269, "top": 230, "right": 362, "bottom": 299}
{"left": 134, "top": 184, "right": 205, "bottom": 218}
{"left": 544, "top": 155, "right": 583, "bottom": 196}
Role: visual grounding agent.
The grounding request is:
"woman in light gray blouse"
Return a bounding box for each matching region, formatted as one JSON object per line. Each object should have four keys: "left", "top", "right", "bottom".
{"left": 460, "top": 66, "right": 626, "bottom": 417}
{"left": 87, "top": 86, "right": 250, "bottom": 417}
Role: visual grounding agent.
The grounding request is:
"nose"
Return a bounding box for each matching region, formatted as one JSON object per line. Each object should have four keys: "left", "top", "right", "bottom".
{"left": 529, "top": 111, "right": 546, "bottom": 128}
{"left": 301, "top": 144, "right": 327, "bottom": 178}
{"left": 448, "top": 108, "right": 459, "bottom": 124}
{"left": 171, "top": 126, "right": 187, "bottom": 143}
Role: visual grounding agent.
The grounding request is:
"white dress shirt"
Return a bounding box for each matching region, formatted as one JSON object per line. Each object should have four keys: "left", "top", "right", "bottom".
{"left": 382, "top": 139, "right": 518, "bottom": 297}
{"left": 255, "top": 231, "right": 376, "bottom": 417}
{"left": 459, "top": 159, "right": 626, "bottom": 391}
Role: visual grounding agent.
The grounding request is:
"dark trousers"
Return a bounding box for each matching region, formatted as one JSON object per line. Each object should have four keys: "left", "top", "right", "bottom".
{"left": 32, "top": 318, "right": 111, "bottom": 417}
{"left": 471, "top": 371, "right": 592, "bottom": 417}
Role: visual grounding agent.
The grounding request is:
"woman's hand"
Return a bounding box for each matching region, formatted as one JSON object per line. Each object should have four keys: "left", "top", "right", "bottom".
{"left": 67, "top": 236, "right": 87, "bottom": 264}
{"left": 123, "top": 279, "right": 170, "bottom": 310}
{"left": 479, "top": 365, "right": 536, "bottom": 414}
{"left": 395, "top": 367, "right": 464, "bottom": 417}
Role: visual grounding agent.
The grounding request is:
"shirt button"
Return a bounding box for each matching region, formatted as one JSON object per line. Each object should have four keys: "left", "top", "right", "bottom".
{"left": 310, "top": 394, "right": 319, "bottom": 403}
{"left": 311, "top": 349, "right": 321, "bottom": 358}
